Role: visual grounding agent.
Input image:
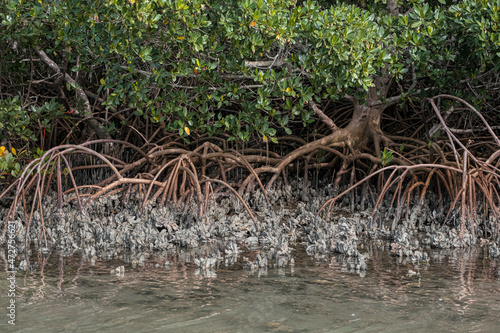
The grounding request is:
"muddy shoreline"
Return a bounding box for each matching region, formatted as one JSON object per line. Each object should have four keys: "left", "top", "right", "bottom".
{"left": 1, "top": 178, "right": 500, "bottom": 276}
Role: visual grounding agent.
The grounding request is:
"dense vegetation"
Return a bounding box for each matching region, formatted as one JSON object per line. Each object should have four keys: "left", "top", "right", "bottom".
{"left": 1, "top": 0, "right": 500, "bottom": 238}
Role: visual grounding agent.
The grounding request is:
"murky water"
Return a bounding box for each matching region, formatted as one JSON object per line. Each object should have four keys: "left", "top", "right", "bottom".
{"left": 1, "top": 246, "right": 499, "bottom": 333}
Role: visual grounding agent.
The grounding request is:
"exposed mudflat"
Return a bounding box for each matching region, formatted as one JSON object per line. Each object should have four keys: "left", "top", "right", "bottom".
{"left": 1, "top": 178, "right": 499, "bottom": 277}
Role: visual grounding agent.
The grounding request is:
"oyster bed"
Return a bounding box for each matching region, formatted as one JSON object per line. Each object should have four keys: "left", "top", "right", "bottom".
{"left": 1, "top": 178, "right": 499, "bottom": 276}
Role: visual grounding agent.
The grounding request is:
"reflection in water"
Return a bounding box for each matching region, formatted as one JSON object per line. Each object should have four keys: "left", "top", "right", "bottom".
{"left": 0, "top": 245, "right": 499, "bottom": 333}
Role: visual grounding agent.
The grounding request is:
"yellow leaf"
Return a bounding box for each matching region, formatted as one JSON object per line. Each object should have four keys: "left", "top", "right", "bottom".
{"left": 11, "top": 148, "right": 17, "bottom": 156}
{"left": 184, "top": 127, "right": 191, "bottom": 135}
{"left": 177, "top": 36, "right": 185, "bottom": 40}
{"left": 100, "top": 78, "right": 105, "bottom": 85}
{"left": 263, "top": 135, "right": 267, "bottom": 142}
{"left": 0, "top": 146, "right": 5, "bottom": 156}
{"left": 154, "top": 117, "right": 159, "bottom": 122}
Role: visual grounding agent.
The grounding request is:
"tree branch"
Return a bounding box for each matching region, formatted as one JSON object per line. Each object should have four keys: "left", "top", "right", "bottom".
{"left": 36, "top": 49, "right": 110, "bottom": 139}
{"left": 244, "top": 56, "right": 286, "bottom": 68}
{"left": 307, "top": 100, "right": 338, "bottom": 131}
{"left": 370, "top": 64, "right": 424, "bottom": 106}
{"left": 118, "top": 66, "right": 254, "bottom": 81}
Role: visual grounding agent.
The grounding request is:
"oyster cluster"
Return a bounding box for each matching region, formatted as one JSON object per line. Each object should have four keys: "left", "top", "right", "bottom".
{"left": 1, "top": 176, "right": 497, "bottom": 278}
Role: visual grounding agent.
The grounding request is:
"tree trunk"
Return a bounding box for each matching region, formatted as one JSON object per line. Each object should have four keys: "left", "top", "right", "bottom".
{"left": 264, "top": 87, "right": 389, "bottom": 189}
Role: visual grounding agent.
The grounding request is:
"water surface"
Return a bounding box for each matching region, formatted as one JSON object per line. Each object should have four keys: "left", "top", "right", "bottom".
{"left": 1, "top": 246, "right": 499, "bottom": 332}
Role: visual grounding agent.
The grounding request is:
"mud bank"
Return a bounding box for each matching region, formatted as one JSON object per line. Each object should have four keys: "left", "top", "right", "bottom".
{"left": 1, "top": 178, "right": 499, "bottom": 275}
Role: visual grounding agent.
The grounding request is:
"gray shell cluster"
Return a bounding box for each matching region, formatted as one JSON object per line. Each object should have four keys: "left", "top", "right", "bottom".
{"left": 1, "top": 177, "right": 499, "bottom": 277}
